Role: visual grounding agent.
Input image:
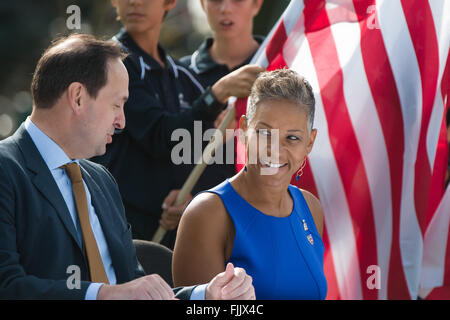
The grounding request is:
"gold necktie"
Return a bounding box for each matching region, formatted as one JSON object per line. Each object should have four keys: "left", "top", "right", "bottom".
{"left": 61, "top": 162, "right": 109, "bottom": 284}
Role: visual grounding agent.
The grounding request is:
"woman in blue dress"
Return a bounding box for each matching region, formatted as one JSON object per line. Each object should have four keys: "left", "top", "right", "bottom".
{"left": 172, "top": 69, "right": 327, "bottom": 300}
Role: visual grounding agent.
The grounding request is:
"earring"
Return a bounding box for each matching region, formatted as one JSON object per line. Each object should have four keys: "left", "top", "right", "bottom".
{"left": 296, "top": 158, "right": 307, "bottom": 181}
{"left": 244, "top": 165, "right": 247, "bottom": 172}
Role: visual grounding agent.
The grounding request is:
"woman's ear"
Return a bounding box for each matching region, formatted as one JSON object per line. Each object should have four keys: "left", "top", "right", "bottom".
{"left": 239, "top": 115, "right": 248, "bottom": 130}
{"left": 306, "top": 128, "right": 317, "bottom": 154}
{"left": 238, "top": 115, "right": 248, "bottom": 145}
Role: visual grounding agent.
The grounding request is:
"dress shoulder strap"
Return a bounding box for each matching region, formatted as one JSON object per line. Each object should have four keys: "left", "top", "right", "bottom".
{"left": 203, "top": 180, "right": 258, "bottom": 231}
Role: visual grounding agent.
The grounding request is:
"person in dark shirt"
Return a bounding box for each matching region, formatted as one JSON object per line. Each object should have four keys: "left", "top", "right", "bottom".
{"left": 180, "top": 0, "right": 265, "bottom": 192}
{"left": 92, "top": 0, "right": 264, "bottom": 248}
{"left": 181, "top": 0, "right": 264, "bottom": 89}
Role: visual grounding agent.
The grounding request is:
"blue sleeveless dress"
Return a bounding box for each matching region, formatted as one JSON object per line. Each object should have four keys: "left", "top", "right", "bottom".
{"left": 206, "top": 180, "right": 327, "bottom": 300}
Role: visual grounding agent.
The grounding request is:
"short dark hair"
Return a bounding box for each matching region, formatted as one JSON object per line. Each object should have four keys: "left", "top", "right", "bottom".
{"left": 247, "top": 68, "right": 315, "bottom": 131}
{"left": 31, "top": 33, "right": 127, "bottom": 109}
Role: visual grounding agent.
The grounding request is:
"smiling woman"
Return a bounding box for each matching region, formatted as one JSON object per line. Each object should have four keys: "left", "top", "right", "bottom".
{"left": 172, "top": 69, "right": 328, "bottom": 300}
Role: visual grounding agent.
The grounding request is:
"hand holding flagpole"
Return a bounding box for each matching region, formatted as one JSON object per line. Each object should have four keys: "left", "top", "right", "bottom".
{"left": 152, "top": 100, "right": 237, "bottom": 243}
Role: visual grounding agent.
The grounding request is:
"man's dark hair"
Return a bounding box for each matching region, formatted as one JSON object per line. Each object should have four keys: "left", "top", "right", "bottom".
{"left": 31, "top": 33, "right": 127, "bottom": 109}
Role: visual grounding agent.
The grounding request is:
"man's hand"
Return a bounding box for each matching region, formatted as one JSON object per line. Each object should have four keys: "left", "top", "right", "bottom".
{"left": 97, "top": 274, "right": 177, "bottom": 300}
{"left": 212, "top": 65, "right": 265, "bottom": 103}
{"left": 206, "top": 263, "right": 255, "bottom": 300}
{"left": 160, "top": 189, "right": 192, "bottom": 230}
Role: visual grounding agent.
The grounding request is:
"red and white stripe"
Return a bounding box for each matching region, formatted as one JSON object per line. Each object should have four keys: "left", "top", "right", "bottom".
{"left": 238, "top": 0, "right": 450, "bottom": 299}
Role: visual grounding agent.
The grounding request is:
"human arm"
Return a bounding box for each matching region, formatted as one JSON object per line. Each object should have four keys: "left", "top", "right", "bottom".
{"left": 96, "top": 263, "right": 255, "bottom": 300}
{"left": 172, "top": 192, "right": 255, "bottom": 299}
{"left": 301, "top": 189, "right": 324, "bottom": 238}
{"left": 172, "top": 192, "right": 231, "bottom": 285}
{"left": 211, "top": 64, "right": 265, "bottom": 103}
{"left": 96, "top": 274, "right": 176, "bottom": 300}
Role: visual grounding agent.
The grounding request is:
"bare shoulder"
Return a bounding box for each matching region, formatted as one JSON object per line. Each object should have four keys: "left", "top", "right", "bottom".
{"left": 176, "top": 191, "right": 231, "bottom": 253}
{"left": 180, "top": 192, "right": 229, "bottom": 226}
{"left": 299, "top": 188, "right": 324, "bottom": 238}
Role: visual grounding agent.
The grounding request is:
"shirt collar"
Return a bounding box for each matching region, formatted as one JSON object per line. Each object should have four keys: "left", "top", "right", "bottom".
{"left": 115, "top": 29, "right": 177, "bottom": 76}
{"left": 24, "top": 117, "right": 78, "bottom": 171}
{"left": 190, "top": 35, "right": 265, "bottom": 74}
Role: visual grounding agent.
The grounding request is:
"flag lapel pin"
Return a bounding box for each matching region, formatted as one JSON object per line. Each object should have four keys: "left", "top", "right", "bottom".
{"left": 302, "top": 219, "right": 308, "bottom": 231}
{"left": 307, "top": 234, "right": 314, "bottom": 245}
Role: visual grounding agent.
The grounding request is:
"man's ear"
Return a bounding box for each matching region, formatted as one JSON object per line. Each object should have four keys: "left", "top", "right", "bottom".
{"left": 253, "top": 0, "right": 264, "bottom": 17}
{"left": 111, "top": 0, "right": 121, "bottom": 21}
{"left": 199, "top": 0, "right": 206, "bottom": 12}
{"left": 66, "top": 82, "right": 85, "bottom": 115}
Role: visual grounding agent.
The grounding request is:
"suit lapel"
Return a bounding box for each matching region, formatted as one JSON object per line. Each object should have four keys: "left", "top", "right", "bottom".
{"left": 80, "top": 165, "right": 129, "bottom": 283}
{"left": 13, "top": 125, "right": 82, "bottom": 250}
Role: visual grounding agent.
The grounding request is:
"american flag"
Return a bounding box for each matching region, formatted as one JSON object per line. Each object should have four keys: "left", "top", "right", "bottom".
{"left": 234, "top": 0, "right": 450, "bottom": 299}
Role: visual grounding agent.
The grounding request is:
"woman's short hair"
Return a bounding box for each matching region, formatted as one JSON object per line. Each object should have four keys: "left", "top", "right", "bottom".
{"left": 246, "top": 68, "right": 315, "bottom": 131}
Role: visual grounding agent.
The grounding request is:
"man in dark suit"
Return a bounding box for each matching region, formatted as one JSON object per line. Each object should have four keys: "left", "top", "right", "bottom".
{"left": 0, "top": 34, "right": 255, "bottom": 300}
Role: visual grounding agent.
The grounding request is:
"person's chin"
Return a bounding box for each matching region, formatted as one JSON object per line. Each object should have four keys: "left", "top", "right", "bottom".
{"left": 124, "top": 22, "right": 149, "bottom": 34}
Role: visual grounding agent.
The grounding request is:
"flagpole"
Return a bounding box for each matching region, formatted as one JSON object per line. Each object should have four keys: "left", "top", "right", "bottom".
{"left": 151, "top": 99, "right": 237, "bottom": 243}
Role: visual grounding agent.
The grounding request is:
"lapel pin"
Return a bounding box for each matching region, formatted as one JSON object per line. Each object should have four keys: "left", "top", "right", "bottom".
{"left": 307, "top": 234, "right": 314, "bottom": 245}
{"left": 302, "top": 219, "right": 309, "bottom": 231}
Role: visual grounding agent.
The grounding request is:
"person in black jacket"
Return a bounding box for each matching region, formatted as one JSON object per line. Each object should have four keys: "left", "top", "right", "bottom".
{"left": 92, "top": 0, "right": 264, "bottom": 248}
